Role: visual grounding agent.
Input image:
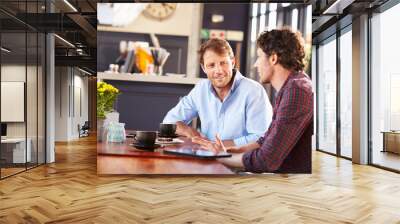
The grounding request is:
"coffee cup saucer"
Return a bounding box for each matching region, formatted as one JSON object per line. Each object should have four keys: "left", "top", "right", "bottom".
{"left": 130, "top": 142, "right": 161, "bottom": 151}
{"left": 158, "top": 133, "right": 178, "bottom": 138}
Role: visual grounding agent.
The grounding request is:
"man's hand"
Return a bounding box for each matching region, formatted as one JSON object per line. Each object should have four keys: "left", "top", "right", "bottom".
{"left": 192, "top": 134, "right": 227, "bottom": 154}
{"left": 191, "top": 136, "right": 220, "bottom": 154}
{"left": 175, "top": 121, "right": 202, "bottom": 138}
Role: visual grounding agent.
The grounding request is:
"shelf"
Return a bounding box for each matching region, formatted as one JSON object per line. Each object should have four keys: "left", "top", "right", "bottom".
{"left": 97, "top": 72, "right": 203, "bottom": 85}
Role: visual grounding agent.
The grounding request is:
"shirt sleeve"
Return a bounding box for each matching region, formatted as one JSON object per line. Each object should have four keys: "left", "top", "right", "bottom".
{"left": 233, "top": 85, "right": 273, "bottom": 146}
{"left": 242, "top": 85, "right": 313, "bottom": 173}
{"left": 256, "top": 136, "right": 265, "bottom": 145}
{"left": 163, "top": 84, "right": 199, "bottom": 125}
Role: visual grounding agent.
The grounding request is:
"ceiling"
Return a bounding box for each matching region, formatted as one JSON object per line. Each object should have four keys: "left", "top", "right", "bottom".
{"left": 0, "top": 0, "right": 98, "bottom": 74}
{"left": 1, "top": 0, "right": 394, "bottom": 74}
{"left": 311, "top": 0, "right": 390, "bottom": 40}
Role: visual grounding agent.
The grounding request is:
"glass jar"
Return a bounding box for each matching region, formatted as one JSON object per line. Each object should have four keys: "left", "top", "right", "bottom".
{"left": 106, "top": 122, "right": 126, "bottom": 143}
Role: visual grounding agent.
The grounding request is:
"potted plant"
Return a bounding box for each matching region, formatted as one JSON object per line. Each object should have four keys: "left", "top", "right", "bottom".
{"left": 97, "top": 81, "right": 120, "bottom": 141}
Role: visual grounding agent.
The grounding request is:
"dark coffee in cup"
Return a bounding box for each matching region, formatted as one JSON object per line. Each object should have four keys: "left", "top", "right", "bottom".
{"left": 159, "top": 123, "right": 177, "bottom": 137}
{"left": 135, "top": 131, "right": 157, "bottom": 146}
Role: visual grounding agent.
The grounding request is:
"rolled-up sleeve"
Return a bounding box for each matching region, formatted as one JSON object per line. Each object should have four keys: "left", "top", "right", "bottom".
{"left": 163, "top": 85, "right": 199, "bottom": 125}
{"left": 233, "top": 86, "right": 272, "bottom": 146}
{"left": 242, "top": 85, "right": 313, "bottom": 173}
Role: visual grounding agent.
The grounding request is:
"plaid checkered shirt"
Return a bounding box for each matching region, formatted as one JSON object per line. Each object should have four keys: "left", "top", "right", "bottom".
{"left": 242, "top": 71, "right": 313, "bottom": 173}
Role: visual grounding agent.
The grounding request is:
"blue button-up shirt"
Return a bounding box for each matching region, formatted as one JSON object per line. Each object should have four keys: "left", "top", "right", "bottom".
{"left": 163, "top": 71, "right": 272, "bottom": 146}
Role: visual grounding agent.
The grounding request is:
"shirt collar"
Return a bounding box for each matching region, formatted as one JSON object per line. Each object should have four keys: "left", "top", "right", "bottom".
{"left": 277, "top": 71, "right": 301, "bottom": 95}
{"left": 231, "top": 69, "right": 244, "bottom": 92}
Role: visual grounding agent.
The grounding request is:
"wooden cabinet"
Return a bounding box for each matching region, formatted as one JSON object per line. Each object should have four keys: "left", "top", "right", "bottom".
{"left": 382, "top": 131, "right": 400, "bottom": 154}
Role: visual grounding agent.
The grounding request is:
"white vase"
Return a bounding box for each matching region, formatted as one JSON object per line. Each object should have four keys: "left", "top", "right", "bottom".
{"left": 106, "top": 111, "right": 119, "bottom": 123}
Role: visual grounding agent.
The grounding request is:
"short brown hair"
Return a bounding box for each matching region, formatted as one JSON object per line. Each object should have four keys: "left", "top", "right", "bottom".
{"left": 198, "top": 38, "right": 234, "bottom": 65}
{"left": 257, "top": 28, "right": 305, "bottom": 71}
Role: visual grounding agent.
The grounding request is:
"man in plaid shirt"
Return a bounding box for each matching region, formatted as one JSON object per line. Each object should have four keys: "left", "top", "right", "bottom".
{"left": 193, "top": 28, "right": 313, "bottom": 173}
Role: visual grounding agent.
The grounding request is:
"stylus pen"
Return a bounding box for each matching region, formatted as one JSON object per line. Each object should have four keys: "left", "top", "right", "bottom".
{"left": 215, "top": 134, "right": 227, "bottom": 153}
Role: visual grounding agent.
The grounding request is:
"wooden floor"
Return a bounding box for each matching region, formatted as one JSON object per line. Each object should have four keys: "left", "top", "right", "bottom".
{"left": 372, "top": 150, "right": 400, "bottom": 171}
{"left": 1, "top": 167, "right": 26, "bottom": 178}
{"left": 0, "top": 136, "right": 400, "bottom": 223}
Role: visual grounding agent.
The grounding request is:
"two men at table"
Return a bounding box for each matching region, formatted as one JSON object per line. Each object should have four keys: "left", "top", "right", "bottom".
{"left": 197, "top": 29, "right": 313, "bottom": 173}
{"left": 164, "top": 28, "right": 313, "bottom": 173}
{"left": 163, "top": 38, "right": 273, "bottom": 147}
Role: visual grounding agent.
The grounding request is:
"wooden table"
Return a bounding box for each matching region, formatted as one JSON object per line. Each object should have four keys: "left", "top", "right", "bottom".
{"left": 97, "top": 138, "right": 235, "bottom": 175}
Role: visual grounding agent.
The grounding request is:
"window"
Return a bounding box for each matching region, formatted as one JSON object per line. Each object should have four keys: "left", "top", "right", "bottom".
{"left": 305, "top": 5, "right": 312, "bottom": 39}
{"left": 250, "top": 3, "right": 258, "bottom": 42}
{"left": 291, "top": 8, "right": 298, "bottom": 31}
{"left": 370, "top": 2, "right": 400, "bottom": 171}
{"left": 267, "top": 4, "right": 277, "bottom": 31}
{"left": 317, "top": 36, "right": 337, "bottom": 154}
{"left": 259, "top": 3, "right": 266, "bottom": 34}
{"left": 0, "top": 1, "right": 47, "bottom": 179}
{"left": 339, "top": 27, "right": 352, "bottom": 158}
{"left": 247, "top": 4, "right": 312, "bottom": 81}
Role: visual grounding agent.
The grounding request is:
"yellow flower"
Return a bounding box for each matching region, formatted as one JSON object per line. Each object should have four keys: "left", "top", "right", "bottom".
{"left": 97, "top": 81, "right": 120, "bottom": 118}
{"left": 97, "top": 81, "right": 120, "bottom": 95}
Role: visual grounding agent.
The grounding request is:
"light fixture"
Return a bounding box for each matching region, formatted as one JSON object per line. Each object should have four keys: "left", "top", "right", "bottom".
{"left": 1, "top": 47, "right": 11, "bottom": 53}
{"left": 78, "top": 67, "right": 92, "bottom": 76}
{"left": 76, "top": 48, "right": 83, "bottom": 55}
{"left": 54, "top": 34, "right": 75, "bottom": 48}
{"left": 211, "top": 14, "right": 224, "bottom": 23}
{"left": 323, "top": 0, "right": 355, "bottom": 14}
{"left": 63, "top": 0, "right": 78, "bottom": 12}
{"left": 98, "top": 3, "right": 148, "bottom": 27}
{"left": 282, "top": 3, "right": 291, "bottom": 7}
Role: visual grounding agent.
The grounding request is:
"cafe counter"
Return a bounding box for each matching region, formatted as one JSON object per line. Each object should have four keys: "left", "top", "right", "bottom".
{"left": 98, "top": 72, "right": 204, "bottom": 131}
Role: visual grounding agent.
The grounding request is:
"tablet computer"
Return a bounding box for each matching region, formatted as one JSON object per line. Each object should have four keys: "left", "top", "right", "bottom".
{"left": 163, "top": 148, "right": 232, "bottom": 159}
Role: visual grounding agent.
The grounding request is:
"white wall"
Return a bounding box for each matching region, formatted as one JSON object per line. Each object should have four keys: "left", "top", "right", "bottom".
{"left": 1, "top": 64, "right": 46, "bottom": 164}
{"left": 1, "top": 65, "right": 33, "bottom": 138}
{"left": 129, "top": 4, "right": 194, "bottom": 36}
{"left": 71, "top": 73, "right": 89, "bottom": 138}
{"left": 1, "top": 64, "right": 26, "bottom": 81}
{"left": 55, "top": 67, "right": 89, "bottom": 141}
{"left": 98, "top": 4, "right": 197, "bottom": 36}
{"left": 55, "top": 66, "right": 69, "bottom": 141}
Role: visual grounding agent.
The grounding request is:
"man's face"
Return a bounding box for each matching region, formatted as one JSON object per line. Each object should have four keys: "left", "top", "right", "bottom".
{"left": 202, "top": 50, "right": 234, "bottom": 89}
{"left": 254, "top": 48, "right": 274, "bottom": 84}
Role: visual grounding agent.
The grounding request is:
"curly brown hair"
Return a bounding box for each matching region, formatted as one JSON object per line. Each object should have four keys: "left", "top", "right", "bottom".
{"left": 198, "top": 38, "right": 234, "bottom": 66}
{"left": 257, "top": 28, "right": 305, "bottom": 71}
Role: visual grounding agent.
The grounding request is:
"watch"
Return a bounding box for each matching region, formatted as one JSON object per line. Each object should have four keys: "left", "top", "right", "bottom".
{"left": 142, "top": 3, "right": 177, "bottom": 21}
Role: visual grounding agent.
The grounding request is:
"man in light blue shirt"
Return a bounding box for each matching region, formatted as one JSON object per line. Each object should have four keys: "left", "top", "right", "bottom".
{"left": 163, "top": 38, "right": 272, "bottom": 146}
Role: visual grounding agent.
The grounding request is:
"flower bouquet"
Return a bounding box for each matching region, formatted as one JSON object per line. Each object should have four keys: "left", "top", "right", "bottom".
{"left": 97, "top": 81, "right": 120, "bottom": 141}
{"left": 97, "top": 81, "right": 120, "bottom": 119}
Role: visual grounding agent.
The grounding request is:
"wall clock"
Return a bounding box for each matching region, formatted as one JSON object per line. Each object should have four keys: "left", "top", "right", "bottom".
{"left": 142, "top": 3, "right": 177, "bottom": 21}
